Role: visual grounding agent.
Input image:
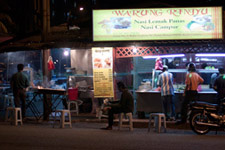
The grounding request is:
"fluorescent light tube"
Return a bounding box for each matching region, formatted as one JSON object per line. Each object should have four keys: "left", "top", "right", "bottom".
{"left": 143, "top": 54, "right": 185, "bottom": 59}
{"left": 195, "top": 53, "right": 225, "bottom": 57}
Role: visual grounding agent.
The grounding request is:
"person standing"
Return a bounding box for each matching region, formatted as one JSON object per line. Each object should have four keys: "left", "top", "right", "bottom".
{"left": 101, "top": 81, "right": 134, "bottom": 130}
{"left": 167, "top": 57, "right": 181, "bottom": 69}
{"left": 157, "top": 65, "right": 175, "bottom": 121}
{"left": 10, "top": 64, "right": 29, "bottom": 119}
{"left": 213, "top": 67, "right": 225, "bottom": 115}
{"left": 177, "top": 63, "right": 204, "bottom": 124}
{"left": 210, "top": 72, "right": 218, "bottom": 88}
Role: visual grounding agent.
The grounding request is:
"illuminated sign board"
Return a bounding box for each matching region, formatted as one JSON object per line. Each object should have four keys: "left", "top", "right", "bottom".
{"left": 92, "top": 47, "right": 114, "bottom": 98}
{"left": 93, "top": 7, "right": 223, "bottom": 41}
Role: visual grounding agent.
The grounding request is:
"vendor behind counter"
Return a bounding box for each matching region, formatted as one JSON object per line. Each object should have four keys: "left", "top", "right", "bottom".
{"left": 166, "top": 57, "right": 181, "bottom": 69}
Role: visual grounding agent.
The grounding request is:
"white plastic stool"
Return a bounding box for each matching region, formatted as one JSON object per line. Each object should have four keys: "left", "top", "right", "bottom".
{"left": 148, "top": 113, "right": 166, "bottom": 133}
{"left": 53, "top": 109, "right": 72, "bottom": 128}
{"left": 67, "top": 100, "right": 83, "bottom": 115}
{"left": 5, "top": 107, "right": 23, "bottom": 126}
{"left": 118, "top": 112, "right": 133, "bottom": 131}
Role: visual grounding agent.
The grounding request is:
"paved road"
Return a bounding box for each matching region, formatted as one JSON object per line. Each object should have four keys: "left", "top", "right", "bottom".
{"left": 0, "top": 122, "right": 224, "bottom": 150}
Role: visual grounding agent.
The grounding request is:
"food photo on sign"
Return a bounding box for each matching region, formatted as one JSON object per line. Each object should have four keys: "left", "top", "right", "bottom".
{"left": 93, "top": 52, "right": 112, "bottom": 69}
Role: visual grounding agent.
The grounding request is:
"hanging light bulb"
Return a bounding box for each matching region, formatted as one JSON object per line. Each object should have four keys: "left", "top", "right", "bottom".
{"left": 64, "top": 51, "right": 69, "bottom": 56}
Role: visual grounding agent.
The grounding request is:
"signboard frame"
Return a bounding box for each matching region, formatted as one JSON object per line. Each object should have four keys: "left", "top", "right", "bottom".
{"left": 93, "top": 7, "right": 223, "bottom": 41}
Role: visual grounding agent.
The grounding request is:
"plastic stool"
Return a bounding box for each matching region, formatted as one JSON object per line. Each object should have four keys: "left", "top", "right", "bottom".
{"left": 5, "top": 107, "right": 23, "bottom": 126}
{"left": 118, "top": 112, "right": 133, "bottom": 131}
{"left": 67, "top": 100, "right": 83, "bottom": 115}
{"left": 148, "top": 113, "right": 166, "bottom": 133}
{"left": 53, "top": 109, "right": 72, "bottom": 128}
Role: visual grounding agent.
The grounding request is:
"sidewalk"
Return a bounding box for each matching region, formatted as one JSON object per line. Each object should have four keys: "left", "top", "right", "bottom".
{"left": 74, "top": 113, "right": 191, "bottom": 130}
{"left": 39, "top": 113, "right": 191, "bottom": 130}
{"left": 0, "top": 112, "right": 190, "bottom": 130}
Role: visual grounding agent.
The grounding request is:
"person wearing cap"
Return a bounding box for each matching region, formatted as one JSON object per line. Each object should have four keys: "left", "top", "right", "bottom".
{"left": 157, "top": 65, "right": 176, "bottom": 121}
{"left": 176, "top": 63, "right": 204, "bottom": 124}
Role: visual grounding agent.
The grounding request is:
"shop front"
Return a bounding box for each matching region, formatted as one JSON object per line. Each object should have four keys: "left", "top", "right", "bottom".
{"left": 1, "top": 6, "right": 225, "bottom": 120}
{"left": 92, "top": 6, "right": 224, "bottom": 118}
{"left": 113, "top": 46, "right": 225, "bottom": 118}
{"left": 0, "top": 48, "right": 95, "bottom": 120}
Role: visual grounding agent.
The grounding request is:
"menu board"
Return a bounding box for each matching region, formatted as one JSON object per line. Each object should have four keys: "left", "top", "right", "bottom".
{"left": 92, "top": 47, "right": 114, "bottom": 98}
{"left": 93, "top": 7, "right": 223, "bottom": 41}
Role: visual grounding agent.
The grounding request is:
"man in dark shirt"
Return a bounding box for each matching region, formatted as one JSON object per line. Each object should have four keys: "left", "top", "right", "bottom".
{"left": 167, "top": 57, "right": 181, "bottom": 69}
{"left": 10, "top": 64, "right": 29, "bottom": 119}
{"left": 213, "top": 67, "right": 225, "bottom": 110}
{"left": 101, "top": 81, "right": 134, "bottom": 130}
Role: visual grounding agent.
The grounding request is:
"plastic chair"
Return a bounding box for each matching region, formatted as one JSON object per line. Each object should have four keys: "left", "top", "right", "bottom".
{"left": 118, "top": 112, "right": 133, "bottom": 131}
{"left": 148, "top": 113, "right": 166, "bottom": 133}
{"left": 67, "top": 88, "right": 83, "bottom": 115}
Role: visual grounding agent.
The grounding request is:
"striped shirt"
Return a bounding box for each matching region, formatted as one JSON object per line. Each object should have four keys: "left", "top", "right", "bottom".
{"left": 158, "top": 71, "right": 174, "bottom": 96}
{"left": 185, "top": 72, "right": 204, "bottom": 91}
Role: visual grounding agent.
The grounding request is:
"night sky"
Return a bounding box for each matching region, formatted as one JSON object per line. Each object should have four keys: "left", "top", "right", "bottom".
{"left": 0, "top": 0, "right": 224, "bottom": 39}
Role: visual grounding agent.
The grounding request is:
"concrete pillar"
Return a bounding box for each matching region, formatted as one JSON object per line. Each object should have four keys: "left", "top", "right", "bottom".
{"left": 42, "top": 49, "right": 52, "bottom": 120}
{"left": 42, "top": 0, "right": 50, "bottom": 41}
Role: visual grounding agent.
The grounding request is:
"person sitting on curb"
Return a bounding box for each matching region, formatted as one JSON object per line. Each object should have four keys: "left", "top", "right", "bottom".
{"left": 101, "top": 81, "right": 134, "bottom": 130}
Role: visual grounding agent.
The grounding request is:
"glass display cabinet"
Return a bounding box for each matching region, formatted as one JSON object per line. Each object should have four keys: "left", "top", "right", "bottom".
{"left": 152, "top": 69, "right": 219, "bottom": 92}
{"left": 136, "top": 68, "right": 219, "bottom": 118}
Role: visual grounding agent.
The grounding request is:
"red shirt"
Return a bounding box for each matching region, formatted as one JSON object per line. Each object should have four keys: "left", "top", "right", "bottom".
{"left": 48, "top": 60, "right": 55, "bottom": 70}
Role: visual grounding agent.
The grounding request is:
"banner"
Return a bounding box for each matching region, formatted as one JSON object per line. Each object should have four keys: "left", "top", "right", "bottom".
{"left": 93, "top": 7, "right": 223, "bottom": 41}
{"left": 92, "top": 47, "right": 114, "bottom": 98}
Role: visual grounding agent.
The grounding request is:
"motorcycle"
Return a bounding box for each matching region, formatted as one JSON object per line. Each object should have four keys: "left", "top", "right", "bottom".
{"left": 189, "top": 99, "right": 225, "bottom": 135}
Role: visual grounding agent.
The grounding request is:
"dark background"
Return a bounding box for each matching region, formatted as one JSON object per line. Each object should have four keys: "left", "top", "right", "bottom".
{"left": 0, "top": 0, "right": 224, "bottom": 37}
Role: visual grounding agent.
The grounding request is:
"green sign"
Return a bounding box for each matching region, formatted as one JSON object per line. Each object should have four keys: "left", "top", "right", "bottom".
{"left": 93, "top": 7, "right": 223, "bottom": 41}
